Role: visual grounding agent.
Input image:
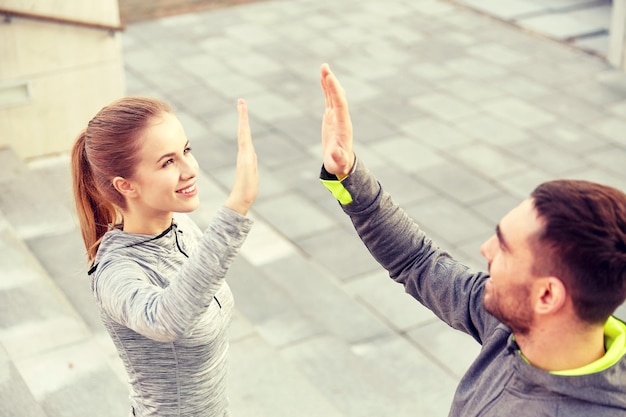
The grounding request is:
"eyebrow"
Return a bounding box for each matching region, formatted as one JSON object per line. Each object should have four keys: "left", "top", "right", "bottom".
{"left": 496, "top": 224, "right": 510, "bottom": 252}
{"left": 156, "top": 141, "right": 190, "bottom": 164}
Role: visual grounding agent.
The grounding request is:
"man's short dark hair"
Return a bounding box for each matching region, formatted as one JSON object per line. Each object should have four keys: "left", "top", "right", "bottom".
{"left": 531, "top": 179, "right": 626, "bottom": 324}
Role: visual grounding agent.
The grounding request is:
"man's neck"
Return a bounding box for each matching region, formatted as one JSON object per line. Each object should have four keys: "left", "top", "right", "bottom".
{"left": 516, "top": 322, "right": 606, "bottom": 372}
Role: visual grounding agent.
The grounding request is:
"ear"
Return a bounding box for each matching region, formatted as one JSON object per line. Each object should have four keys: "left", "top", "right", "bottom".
{"left": 533, "top": 277, "right": 567, "bottom": 315}
{"left": 112, "top": 176, "right": 138, "bottom": 198}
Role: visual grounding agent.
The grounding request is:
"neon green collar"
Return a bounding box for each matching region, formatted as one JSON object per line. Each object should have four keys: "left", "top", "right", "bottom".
{"left": 551, "top": 316, "right": 626, "bottom": 376}
{"left": 516, "top": 317, "right": 626, "bottom": 375}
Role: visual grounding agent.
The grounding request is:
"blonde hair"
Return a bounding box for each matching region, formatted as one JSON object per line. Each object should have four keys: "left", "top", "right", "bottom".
{"left": 71, "top": 97, "right": 172, "bottom": 263}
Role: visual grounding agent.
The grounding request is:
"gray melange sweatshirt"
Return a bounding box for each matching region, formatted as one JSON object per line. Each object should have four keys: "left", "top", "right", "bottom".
{"left": 321, "top": 160, "right": 626, "bottom": 417}
{"left": 90, "top": 208, "right": 252, "bottom": 417}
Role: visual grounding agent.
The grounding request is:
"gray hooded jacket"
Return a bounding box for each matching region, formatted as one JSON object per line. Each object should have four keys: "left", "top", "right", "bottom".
{"left": 89, "top": 208, "right": 252, "bottom": 417}
{"left": 321, "top": 159, "right": 626, "bottom": 417}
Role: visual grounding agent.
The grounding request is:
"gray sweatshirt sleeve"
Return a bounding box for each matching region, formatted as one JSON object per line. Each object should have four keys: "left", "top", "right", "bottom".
{"left": 92, "top": 207, "right": 252, "bottom": 342}
{"left": 321, "top": 160, "right": 495, "bottom": 343}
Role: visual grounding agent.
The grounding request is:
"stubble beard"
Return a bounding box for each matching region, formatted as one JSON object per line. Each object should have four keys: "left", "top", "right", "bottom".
{"left": 484, "top": 283, "right": 534, "bottom": 336}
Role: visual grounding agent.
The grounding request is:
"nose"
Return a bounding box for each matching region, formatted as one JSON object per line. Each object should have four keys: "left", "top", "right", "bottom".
{"left": 480, "top": 235, "right": 496, "bottom": 261}
{"left": 180, "top": 155, "right": 198, "bottom": 180}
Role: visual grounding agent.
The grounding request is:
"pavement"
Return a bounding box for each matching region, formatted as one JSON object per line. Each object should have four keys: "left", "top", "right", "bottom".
{"left": 2, "top": 0, "right": 626, "bottom": 416}
{"left": 457, "top": 0, "right": 613, "bottom": 56}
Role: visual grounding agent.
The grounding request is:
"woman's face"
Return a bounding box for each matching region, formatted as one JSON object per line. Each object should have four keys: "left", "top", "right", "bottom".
{"left": 126, "top": 112, "right": 200, "bottom": 224}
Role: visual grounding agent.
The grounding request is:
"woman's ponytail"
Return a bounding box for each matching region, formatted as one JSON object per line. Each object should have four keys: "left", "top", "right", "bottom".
{"left": 71, "top": 129, "right": 116, "bottom": 263}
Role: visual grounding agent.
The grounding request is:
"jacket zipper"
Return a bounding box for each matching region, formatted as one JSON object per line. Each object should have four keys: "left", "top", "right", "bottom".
{"left": 175, "top": 230, "right": 221, "bottom": 309}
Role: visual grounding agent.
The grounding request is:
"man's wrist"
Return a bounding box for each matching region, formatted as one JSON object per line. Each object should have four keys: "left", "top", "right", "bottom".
{"left": 319, "top": 156, "right": 358, "bottom": 205}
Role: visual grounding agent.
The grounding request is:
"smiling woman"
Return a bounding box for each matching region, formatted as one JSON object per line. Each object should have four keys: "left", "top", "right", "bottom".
{"left": 70, "top": 96, "right": 258, "bottom": 417}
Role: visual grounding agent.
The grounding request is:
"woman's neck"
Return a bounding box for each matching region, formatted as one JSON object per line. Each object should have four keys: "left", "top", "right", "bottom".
{"left": 121, "top": 210, "right": 173, "bottom": 235}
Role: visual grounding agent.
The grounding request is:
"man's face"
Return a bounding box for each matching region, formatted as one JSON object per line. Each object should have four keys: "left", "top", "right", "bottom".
{"left": 480, "top": 199, "right": 545, "bottom": 335}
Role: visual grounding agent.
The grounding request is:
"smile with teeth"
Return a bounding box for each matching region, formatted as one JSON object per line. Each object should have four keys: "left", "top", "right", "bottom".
{"left": 177, "top": 184, "right": 196, "bottom": 194}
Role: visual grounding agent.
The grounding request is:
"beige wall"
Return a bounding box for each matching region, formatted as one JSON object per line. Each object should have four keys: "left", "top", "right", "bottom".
{"left": 0, "top": 0, "right": 125, "bottom": 159}
{"left": 610, "top": 0, "right": 626, "bottom": 69}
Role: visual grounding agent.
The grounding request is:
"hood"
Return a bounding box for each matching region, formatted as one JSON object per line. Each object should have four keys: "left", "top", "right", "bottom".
{"left": 89, "top": 213, "right": 200, "bottom": 275}
{"left": 511, "top": 316, "right": 626, "bottom": 409}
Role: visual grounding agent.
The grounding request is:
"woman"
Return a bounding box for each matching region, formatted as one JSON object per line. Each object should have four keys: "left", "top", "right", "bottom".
{"left": 71, "top": 97, "right": 258, "bottom": 417}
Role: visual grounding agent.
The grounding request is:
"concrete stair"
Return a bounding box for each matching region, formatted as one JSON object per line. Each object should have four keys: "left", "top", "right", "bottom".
{"left": 0, "top": 146, "right": 461, "bottom": 417}
{"left": 0, "top": 147, "right": 130, "bottom": 417}
{"left": 4, "top": 141, "right": 623, "bottom": 417}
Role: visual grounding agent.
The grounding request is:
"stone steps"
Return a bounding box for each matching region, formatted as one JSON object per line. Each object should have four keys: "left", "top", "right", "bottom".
{"left": 2, "top": 146, "right": 453, "bottom": 417}
{"left": 3, "top": 132, "right": 626, "bottom": 417}
{"left": 0, "top": 147, "right": 129, "bottom": 417}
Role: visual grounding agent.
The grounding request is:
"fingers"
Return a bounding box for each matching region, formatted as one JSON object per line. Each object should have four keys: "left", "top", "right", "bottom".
{"left": 236, "top": 98, "right": 256, "bottom": 166}
{"left": 321, "top": 63, "right": 342, "bottom": 111}
{"left": 320, "top": 64, "right": 350, "bottom": 134}
{"left": 321, "top": 63, "right": 332, "bottom": 109}
{"left": 237, "top": 99, "right": 251, "bottom": 149}
{"left": 320, "top": 63, "right": 348, "bottom": 113}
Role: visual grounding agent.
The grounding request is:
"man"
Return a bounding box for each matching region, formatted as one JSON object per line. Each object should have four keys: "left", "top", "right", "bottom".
{"left": 318, "top": 63, "right": 626, "bottom": 416}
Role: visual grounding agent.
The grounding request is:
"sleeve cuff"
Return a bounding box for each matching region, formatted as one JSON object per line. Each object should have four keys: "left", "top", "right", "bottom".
{"left": 319, "top": 164, "right": 354, "bottom": 205}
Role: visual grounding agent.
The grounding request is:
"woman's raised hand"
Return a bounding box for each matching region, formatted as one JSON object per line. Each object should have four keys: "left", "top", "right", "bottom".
{"left": 225, "top": 99, "right": 258, "bottom": 215}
